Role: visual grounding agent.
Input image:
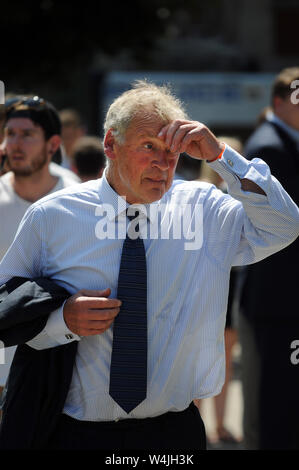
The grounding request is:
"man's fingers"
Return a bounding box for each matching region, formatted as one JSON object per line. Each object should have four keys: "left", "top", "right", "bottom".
{"left": 84, "top": 307, "right": 121, "bottom": 320}
{"left": 85, "top": 319, "right": 115, "bottom": 329}
{"left": 158, "top": 120, "right": 183, "bottom": 145}
{"left": 65, "top": 309, "right": 119, "bottom": 336}
{"left": 159, "top": 120, "right": 181, "bottom": 147}
{"left": 75, "top": 296, "right": 122, "bottom": 310}
{"left": 179, "top": 127, "right": 207, "bottom": 154}
{"left": 79, "top": 327, "right": 113, "bottom": 336}
{"left": 69, "top": 321, "right": 115, "bottom": 337}
{"left": 78, "top": 288, "right": 111, "bottom": 297}
{"left": 170, "top": 123, "right": 201, "bottom": 152}
{"left": 157, "top": 123, "right": 169, "bottom": 140}
{"left": 75, "top": 288, "right": 122, "bottom": 308}
{"left": 79, "top": 318, "right": 115, "bottom": 330}
{"left": 158, "top": 120, "right": 205, "bottom": 153}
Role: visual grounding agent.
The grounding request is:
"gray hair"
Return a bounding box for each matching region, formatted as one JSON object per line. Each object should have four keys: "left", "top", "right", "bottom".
{"left": 103, "top": 79, "right": 188, "bottom": 143}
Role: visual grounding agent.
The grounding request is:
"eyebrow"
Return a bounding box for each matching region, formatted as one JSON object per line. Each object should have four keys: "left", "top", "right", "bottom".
{"left": 138, "top": 134, "right": 171, "bottom": 150}
{"left": 5, "top": 127, "right": 38, "bottom": 133}
{"left": 138, "top": 133, "right": 166, "bottom": 143}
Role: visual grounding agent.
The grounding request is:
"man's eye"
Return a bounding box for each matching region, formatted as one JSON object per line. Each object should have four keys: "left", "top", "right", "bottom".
{"left": 144, "top": 143, "right": 153, "bottom": 150}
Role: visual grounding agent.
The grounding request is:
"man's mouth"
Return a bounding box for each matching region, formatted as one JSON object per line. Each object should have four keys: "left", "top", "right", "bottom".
{"left": 145, "top": 177, "right": 166, "bottom": 183}
{"left": 11, "top": 154, "right": 25, "bottom": 161}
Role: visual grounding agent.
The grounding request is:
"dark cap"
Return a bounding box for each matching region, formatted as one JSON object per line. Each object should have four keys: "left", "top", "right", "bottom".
{"left": 5, "top": 96, "right": 61, "bottom": 139}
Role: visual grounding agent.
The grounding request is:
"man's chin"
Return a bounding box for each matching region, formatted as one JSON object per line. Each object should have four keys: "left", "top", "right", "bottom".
{"left": 144, "top": 186, "right": 169, "bottom": 203}
{"left": 8, "top": 160, "right": 48, "bottom": 177}
{"left": 10, "top": 167, "right": 33, "bottom": 177}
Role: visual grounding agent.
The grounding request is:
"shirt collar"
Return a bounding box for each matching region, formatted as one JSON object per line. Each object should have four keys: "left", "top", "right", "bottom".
{"left": 99, "top": 168, "right": 159, "bottom": 223}
{"left": 267, "top": 111, "right": 299, "bottom": 146}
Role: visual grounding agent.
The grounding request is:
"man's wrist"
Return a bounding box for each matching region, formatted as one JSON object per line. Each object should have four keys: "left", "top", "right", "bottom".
{"left": 207, "top": 143, "right": 226, "bottom": 162}
{"left": 47, "top": 302, "right": 80, "bottom": 343}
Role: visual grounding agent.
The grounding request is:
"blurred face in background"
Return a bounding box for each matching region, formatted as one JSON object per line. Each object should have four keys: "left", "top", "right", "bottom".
{"left": 61, "top": 124, "right": 84, "bottom": 156}
{"left": 4, "top": 117, "right": 52, "bottom": 176}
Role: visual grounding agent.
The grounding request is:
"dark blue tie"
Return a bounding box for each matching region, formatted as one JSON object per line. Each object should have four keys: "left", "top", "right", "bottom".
{"left": 109, "top": 209, "right": 148, "bottom": 413}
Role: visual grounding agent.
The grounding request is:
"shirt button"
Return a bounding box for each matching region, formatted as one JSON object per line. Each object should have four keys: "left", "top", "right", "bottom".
{"left": 227, "top": 159, "right": 234, "bottom": 167}
{"left": 114, "top": 418, "right": 120, "bottom": 422}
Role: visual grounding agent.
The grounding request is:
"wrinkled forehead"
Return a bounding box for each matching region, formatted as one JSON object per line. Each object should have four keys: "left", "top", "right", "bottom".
{"left": 126, "top": 110, "right": 169, "bottom": 137}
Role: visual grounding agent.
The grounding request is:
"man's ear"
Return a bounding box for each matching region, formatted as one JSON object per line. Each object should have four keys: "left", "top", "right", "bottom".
{"left": 47, "top": 135, "right": 61, "bottom": 156}
{"left": 104, "top": 129, "right": 117, "bottom": 160}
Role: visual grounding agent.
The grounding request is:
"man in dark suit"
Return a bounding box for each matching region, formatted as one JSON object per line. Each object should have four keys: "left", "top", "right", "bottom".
{"left": 239, "top": 67, "right": 299, "bottom": 449}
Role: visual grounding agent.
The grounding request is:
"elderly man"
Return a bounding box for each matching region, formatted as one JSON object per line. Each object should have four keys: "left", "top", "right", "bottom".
{"left": 0, "top": 81, "right": 298, "bottom": 450}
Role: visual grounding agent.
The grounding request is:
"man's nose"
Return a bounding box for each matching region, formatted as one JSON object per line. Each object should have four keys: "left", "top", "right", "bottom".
{"left": 152, "top": 150, "right": 170, "bottom": 170}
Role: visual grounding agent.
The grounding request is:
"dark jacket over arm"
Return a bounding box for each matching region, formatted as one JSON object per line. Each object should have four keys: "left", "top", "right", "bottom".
{"left": 0, "top": 277, "right": 77, "bottom": 449}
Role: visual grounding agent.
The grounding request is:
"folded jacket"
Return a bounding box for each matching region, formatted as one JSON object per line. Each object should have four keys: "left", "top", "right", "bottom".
{"left": 0, "top": 277, "right": 77, "bottom": 449}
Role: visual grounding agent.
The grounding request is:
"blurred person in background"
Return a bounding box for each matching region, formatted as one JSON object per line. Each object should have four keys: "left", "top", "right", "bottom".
{"left": 0, "top": 96, "right": 79, "bottom": 400}
{"left": 1, "top": 94, "right": 80, "bottom": 180}
{"left": 239, "top": 67, "right": 299, "bottom": 449}
{"left": 194, "top": 136, "right": 243, "bottom": 446}
{"left": 70, "top": 135, "right": 106, "bottom": 182}
{"left": 59, "top": 108, "right": 86, "bottom": 169}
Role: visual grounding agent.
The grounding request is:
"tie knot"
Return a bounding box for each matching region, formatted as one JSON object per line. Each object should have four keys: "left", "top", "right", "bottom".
{"left": 126, "top": 208, "right": 141, "bottom": 222}
{"left": 126, "top": 208, "right": 142, "bottom": 238}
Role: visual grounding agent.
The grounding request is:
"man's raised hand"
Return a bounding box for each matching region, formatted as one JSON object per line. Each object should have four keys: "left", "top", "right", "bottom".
{"left": 158, "top": 119, "right": 224, "bottom": 161}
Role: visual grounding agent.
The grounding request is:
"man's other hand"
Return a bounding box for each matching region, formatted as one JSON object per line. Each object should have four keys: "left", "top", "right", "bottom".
{"left": 63, "top": 288, "right": 121, "bottom": 336}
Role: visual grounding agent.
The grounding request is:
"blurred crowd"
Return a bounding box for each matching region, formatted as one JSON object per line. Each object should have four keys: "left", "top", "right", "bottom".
{"left": 0, "top": 66, "right": 299, "bottom": 450}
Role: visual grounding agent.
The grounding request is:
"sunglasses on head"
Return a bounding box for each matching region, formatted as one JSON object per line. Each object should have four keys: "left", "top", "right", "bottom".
{"left": 4, "top": 95, "right": 60, "bottom": 139}
{"left": 5, "top": 95, "right": 46, "bottom": 113}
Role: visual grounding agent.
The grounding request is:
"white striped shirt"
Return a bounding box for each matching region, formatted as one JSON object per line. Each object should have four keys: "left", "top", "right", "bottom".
{"left": 0, "top": 145, "right": 298, "bottom": 421}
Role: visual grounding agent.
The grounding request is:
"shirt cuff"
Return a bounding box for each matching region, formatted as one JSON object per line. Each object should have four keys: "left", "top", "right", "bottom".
{"left": 26, "top": 301, "right": 80, "bottom": 350}
{"left": 46, "top": 300, "right": 81, "bottom": 343}
{"left": 207, "top": 144, "right": 268, "bottom": 196}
